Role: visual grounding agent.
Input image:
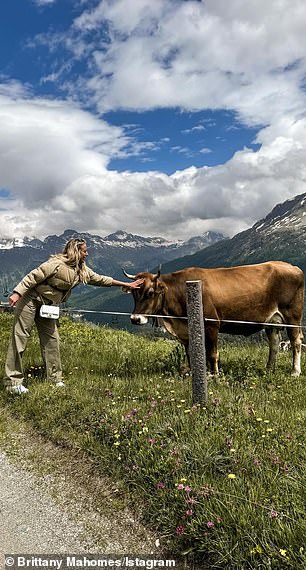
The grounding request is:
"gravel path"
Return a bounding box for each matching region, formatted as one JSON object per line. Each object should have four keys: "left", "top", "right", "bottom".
{"left": 0, "top": 423, "right": 158, "bottom": 560}
{"left": 0, "top": 451, "right": 91, "bottom": 554}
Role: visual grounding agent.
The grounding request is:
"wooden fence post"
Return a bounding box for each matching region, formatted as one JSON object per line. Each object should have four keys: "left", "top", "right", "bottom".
{"left": 186, "top": 280, "right": 207, "bottom": 406}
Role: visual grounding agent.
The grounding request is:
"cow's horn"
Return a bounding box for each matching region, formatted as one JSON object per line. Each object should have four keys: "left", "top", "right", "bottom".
{"left": 153, "top": 265, "right": 161, "bottom": 280}
{"left": 122, "top": 268, "right": 136, "bottom": 280}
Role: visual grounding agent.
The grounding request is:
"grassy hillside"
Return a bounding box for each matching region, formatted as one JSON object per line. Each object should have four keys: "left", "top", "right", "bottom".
{"left": 160, "top": 228, "right": 306, "bottom": 275}
{"left": 0, "top": 314, "right": 305, "bottom": 568}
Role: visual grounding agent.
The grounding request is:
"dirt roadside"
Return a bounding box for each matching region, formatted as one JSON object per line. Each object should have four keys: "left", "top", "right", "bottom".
{"left": 0, "top": 407, "right": 160, "bottom": 561}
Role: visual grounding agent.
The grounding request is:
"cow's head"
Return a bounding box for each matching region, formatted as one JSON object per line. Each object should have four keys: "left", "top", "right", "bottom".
{"left": 122, "top": 268, "right": 167, "bottom": 325}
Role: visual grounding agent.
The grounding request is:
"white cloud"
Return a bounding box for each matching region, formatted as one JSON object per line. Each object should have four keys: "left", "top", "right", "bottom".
{"left": 2, "top": 1, "right": 306, "bottom": 241}
{"left": 1, "top": 84, "right": 306, "bottom": 241}
{"left": 67, "top": 0, "right": 306, "bottom": 127}
{"left": 32, "top": 0, "right": 57, "bottom": 6}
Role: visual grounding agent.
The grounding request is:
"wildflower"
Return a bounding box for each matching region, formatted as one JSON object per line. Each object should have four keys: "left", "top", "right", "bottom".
{"left": 250, "top": 545, "right": 263, "bottom": 554}
{"left": 185, "top": 509, "right": 193, "bottom": 516}
{"left": 176, "top": 483, "right": 185, "bottom": 490}
{"left": 269, "top": 510, "right": 278, "bottom": 518}
{"left": 206, "top": 521, "right": 215, "bottom": 529}
{"left": 201, "top": 484, "right": 214, "bottom": 497}
{"left": 279, "top": 549, "right": 287, "bottom": 557}
{"left": 229, "top": 448, "right": 236, "bottom": 453}
{"left": 156, "top": 482, "right": 165, "bottom": 489}
{"left": 184, "top": 485, "right": 192, "bottom": 492}
{"left": 113, "top": 442, "right": 120, "bottom": 447}
{"left": 186, "top": 497, "right": 196, "bottom": 505}
{"left": 184, "top": 409, "right": 191, "bottom": 414}
{"left": 266, "top": 428, "right": 273, "bottom": 432}
{"left": 180, "top": 478, "right": 187, "bottom": 482}
{"left": 148, "top": 437, "right": 156, "bottom": 445}
{"left": 176, "top": 526, "right": 185, "bottom": 535}
{"left": 228, "top": 473, "right": 236, "bottom": 479}
{"left": 256, "top": 417, "right": 263, "bottom": 422}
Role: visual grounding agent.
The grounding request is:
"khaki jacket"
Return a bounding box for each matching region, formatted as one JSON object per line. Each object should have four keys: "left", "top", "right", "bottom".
{"left": 13, "top": 257, "right": 113, "bottom": 304}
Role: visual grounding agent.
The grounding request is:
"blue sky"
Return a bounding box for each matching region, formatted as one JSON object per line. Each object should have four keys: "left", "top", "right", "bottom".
{"left": 1, "top": 0, "right": 306, "bottom": 240}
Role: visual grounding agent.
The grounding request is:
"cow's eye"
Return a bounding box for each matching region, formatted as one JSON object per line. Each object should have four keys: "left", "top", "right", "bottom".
{"left": 145, "top": 288, "right": 155, "bottom": 299}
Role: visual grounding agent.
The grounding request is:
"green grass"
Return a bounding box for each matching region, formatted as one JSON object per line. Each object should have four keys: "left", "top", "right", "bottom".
{"left": 0, "top": 313, "right": 305, "bottom": 569}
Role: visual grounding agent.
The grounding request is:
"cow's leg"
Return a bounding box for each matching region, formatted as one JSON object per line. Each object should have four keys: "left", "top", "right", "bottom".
{"left": 287, "top": 326, "right": 303, "bottom": 377}
{"left": 265, "top": 327, "right": 280, "bottom": 372}
{"left": 265, "top": 313, "right": 283, "bottom": 372}
{"left": 205, "top": 327, "right": 219, "bottom": 375}
{"left": 183, "top": 342, "right": 190, "bottom": 368}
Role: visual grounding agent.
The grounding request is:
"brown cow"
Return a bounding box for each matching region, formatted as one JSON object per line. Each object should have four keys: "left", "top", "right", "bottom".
{"left": 123, "top": 261, "right": 304, "bottom": 376}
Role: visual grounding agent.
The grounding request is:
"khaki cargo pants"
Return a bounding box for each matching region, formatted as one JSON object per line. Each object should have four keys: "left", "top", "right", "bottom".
{"left": 3, "top": 291, "right": 62, "bottom": 387}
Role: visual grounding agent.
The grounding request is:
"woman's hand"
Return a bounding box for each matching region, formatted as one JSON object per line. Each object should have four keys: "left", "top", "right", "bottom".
{"left": 111, "top": 278, "right": 144, "bottom": 289}
{"left": 9, "top": 292, "right": 21, "bottom": 307}
{"left": 128, "top": 278, "right": 144, "bottom": 289}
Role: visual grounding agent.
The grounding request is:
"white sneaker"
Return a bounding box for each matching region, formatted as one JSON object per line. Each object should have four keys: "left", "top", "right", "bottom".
{"left": 55, "top": 381, "right": 65, "bottom": 387}
{"left": 6, "top": 385, "right": 29, "bottom": 395}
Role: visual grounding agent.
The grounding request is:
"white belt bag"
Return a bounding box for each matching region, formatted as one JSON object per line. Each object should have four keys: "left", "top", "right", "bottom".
{"left": 39, "top": 304, "right": 60, "bottom": 319}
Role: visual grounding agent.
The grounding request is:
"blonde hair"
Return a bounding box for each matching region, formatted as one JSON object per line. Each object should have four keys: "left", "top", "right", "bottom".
{"left": 52, "top": 238, "right": 90, "bottom": 283}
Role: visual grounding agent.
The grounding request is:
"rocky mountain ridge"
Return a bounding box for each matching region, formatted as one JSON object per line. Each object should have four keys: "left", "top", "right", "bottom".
{"left": 160, "top": 191, "right": 306, "bottom": 274}
{"left": 0, "top": 228, "right": 225, "bottom": 299}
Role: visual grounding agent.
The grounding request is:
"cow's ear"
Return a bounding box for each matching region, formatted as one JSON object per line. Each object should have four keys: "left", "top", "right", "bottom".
{"left": 121, "top": 286, "right": 131, "bottom": 294}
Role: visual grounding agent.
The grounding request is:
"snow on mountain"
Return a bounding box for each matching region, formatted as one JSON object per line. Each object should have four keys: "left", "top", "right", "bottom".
{"left": 0, "top": 229, "right": 225, "bottom": 252}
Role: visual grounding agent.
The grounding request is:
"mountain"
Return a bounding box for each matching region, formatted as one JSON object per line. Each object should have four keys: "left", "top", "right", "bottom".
{"left": 0, "top": 228, "right": 225, "bottom": 301}
{"left": 159, "top": 192, "right": 306, "bottom": 274}
{"left": 82, "top": 191, "right": 306, "bottom": 328}
{"left": 2, "top": 193, "right": 306, "bottom": 328}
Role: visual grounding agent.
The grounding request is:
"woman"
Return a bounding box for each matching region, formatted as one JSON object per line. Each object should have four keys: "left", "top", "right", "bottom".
{"left": 3, "top": 238, "right": 143, "bottom": 394}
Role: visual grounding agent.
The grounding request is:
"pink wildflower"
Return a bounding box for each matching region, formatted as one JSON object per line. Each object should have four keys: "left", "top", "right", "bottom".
{"left": 184, "top": 485, "right": 192, "bottom": 492}
{"left": 186, "top": 497, "right": 196, "bottom": 505}
{"left": 148, "top": 437, "right": 156, "bottom": 445}
{"left": 185, "top": 509, "right": 193, "bottom": 516}
{"left": 176, "top": 526, "right": 185, "bottom": 535}
{"left": 269, "top": 510, "right": 279, "bottom": 518}
{"left": 156, "top": 481, "right": 165, "bottom": 489}
{"left": 177, "top": 483, "right": 185, "bottom": 490}
{"left": 206, "top": 521, "right": 215, "bottom": 529}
